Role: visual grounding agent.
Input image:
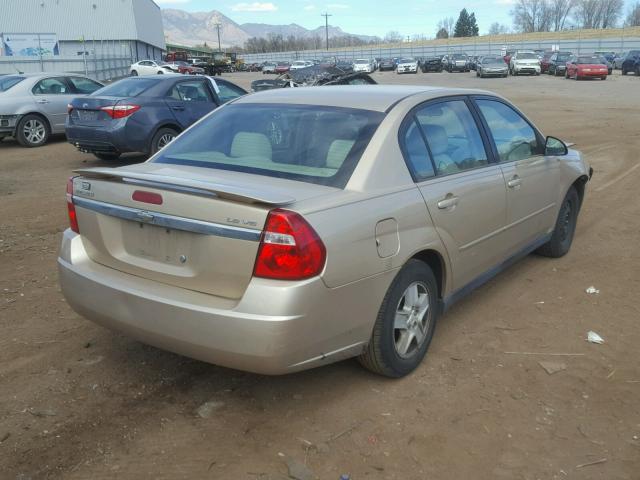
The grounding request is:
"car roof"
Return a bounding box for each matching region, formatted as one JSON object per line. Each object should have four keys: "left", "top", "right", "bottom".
{"left": 235, "top": 85, "right": 494, "bottom": 112}
{"left": 15, "top": 72, "right": 89, "bottom": 78}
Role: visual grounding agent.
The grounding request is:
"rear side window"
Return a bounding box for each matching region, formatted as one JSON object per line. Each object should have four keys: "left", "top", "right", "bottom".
{"left": 168, "top": 80, "right": 212, "bottom": 102}
{"left": 153, "top": 103, "right": 384, "bottom": 188}
{"left": 402, "top": 121, "right": 435, "bottom": 180}
{"left": 68, "top": 76, "right": 103, "bottom": 94}
{"left": 94, "top": 78, "right": 158, "bottom": 97}
{"left": 414, "top": 100, "right": 488, "bottom": 175}
{"left": 476, "top": 99, "right": 541, "bottom": 162}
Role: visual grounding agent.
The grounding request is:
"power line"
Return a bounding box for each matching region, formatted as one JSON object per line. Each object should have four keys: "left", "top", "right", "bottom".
{"left": 321, "top": 13, "right": 332, "bottom": 50}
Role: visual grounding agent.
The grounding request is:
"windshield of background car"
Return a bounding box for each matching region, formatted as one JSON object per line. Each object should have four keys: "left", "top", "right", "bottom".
{"left": 0, "top": 75, "right": 25, "bottom": 92}
{"left": 354, "top": 59, "right": 369, "bottom": 64}
{"left": 399, "top": 58, "right": 415, "bottom": 63}
{"left": 92, "top": 78, "right": 159, "bottom": 97}
{"left": 577, "top": 56, "right": 600, "bottom": 64}
{"left": 277, "top": 62, "right": 289, "bottom": 66}
{"left": 483, "top": 57, "right": 505, "bottom": 65}
{"left": 452, "top": 54, "right": 466, "bottom": 60}
{"left": 517, "top": 53, "right": 537, "bottom": 59}
{"left": 557, "top": 53, "right": 572, "bottom": 61}
{"left": 152, "top": 103, "right": 385, "bottom": 188}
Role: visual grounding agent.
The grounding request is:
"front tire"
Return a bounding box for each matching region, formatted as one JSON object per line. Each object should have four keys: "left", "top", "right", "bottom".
{"left": 150, "top": 127, "right": 178, "bottom": 155}
{"left": 16, "top": 114, "right": 50, "bottom": 147}
{"left": 358, "top": 260, "right": 439, "bottom": 378}
{"left": 537, "top": 187, "right": 580, "bottom": 258}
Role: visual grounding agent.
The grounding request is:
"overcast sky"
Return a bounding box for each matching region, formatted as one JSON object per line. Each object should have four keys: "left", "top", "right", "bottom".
{"left": 155, "top": 0, "right": 637, "bottom": 37}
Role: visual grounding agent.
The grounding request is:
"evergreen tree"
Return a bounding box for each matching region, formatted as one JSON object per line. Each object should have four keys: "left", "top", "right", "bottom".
{"left": 453, "top": 8, "right": 480, "bottom": 37}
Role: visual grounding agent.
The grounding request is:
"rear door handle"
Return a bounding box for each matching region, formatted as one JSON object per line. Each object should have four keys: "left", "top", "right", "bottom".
{"left": 36, "top": 99, "right": 49, "bottom": 104}
{"left": 171, "top": 105, "right": 185, "bottom": 111}
{"left": 507, "top": 176, "right": 522, "bottom": 188}
{"left": 437, "top": 194, "right": 459, "bottom": 209}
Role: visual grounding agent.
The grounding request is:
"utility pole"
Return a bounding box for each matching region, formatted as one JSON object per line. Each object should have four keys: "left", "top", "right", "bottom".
{"left": 214, "top": 23, "right": 222, "bottom": 52}
{"left": 321, "top": 13, "right": 332, "bottom": 50}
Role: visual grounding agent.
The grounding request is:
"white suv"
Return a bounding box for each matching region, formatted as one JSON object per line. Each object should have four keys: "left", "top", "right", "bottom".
{"left": 509, "top": 51, "right": 541, "bottom": 76}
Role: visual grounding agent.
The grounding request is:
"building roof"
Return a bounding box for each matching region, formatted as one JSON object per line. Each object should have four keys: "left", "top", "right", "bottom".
{"left": 0, "top": 0, "right": 165, "bottom": 49}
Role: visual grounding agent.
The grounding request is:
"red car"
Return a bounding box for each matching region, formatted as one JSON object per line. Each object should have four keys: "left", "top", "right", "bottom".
{"left": 540, "top": 53, "right": 553, "bottom": 73}
{"left": 173, "top": 61, "right": 205, "bottom": 75}
{"left": 565, "top": 55, "right": 608, "bottom": 80}
{"left": 275, "top": 62, "right": 291, "bottom": 73}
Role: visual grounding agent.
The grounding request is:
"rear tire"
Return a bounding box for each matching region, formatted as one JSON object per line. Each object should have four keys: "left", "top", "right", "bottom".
{"left": 16, "top": 114, "right": 50, "bottom": 147}
{"left": 157, "top": 70, "right": 164, "bottom": 75}
{"left": 93, "top": 152, "right": 121, "bottom": 161}
{"left": 536, "top": 187, "right": 580, "bottom": 258}
{"left": 150, "top": 127, "right": 178, "bottom": 155}
{"left": 358, "top": 260, "right": 439, "bottom": 378}
{"left": 130, "top": 70, "right": 138, "bottom": 76}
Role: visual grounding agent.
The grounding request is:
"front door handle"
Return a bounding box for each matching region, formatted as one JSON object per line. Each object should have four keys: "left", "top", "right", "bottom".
{"left": 507, "top": 176, "right": 522, "bottom": 188}
{"left": 36, "top": 99, "right": 49, "bottom": 104}
{"left": 171, "top": 105, "right": 185, "bottom": 111}
{"left": 437, "top": 194, "right": 459, "bottom": 209}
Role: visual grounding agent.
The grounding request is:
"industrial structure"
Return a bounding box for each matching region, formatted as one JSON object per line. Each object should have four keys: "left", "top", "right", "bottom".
{"left": 0, "top": 0, "right": 166, "bottom": 79}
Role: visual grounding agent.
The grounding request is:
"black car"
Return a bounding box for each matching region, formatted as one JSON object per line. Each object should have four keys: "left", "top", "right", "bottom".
{"left": 336, "top": 60, "right": 354, "bottom": 73}
{"left": 621, "top": 50, "right": 640, "bottom": 75}
{"left": 421, "top": 56, "right": 443, "bottom": 73}
{"left": 66, "top": 76, "right": 247, "bottom": 160}
{"left": 547, "top": 51, "right": 573, "bottom": 76}
{"left": 379, "top": 58, "right": 396, "bottom": 71}
{"left": 446, "top": 53, "right": 469, "bottom": 72}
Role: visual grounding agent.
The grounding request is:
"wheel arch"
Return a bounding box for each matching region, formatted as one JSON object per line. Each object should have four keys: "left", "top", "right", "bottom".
{"left": 409, "top": 248, "right": 447, "bottom": 300}
{"left": 15, "top": 111, "right": 51, "bottom": 135}
{"left": 571, "top": 174, "right": 589, "bottom": 209}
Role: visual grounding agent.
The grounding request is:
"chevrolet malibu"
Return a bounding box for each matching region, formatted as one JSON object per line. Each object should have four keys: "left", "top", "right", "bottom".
{"left": 58, "top": 86, "right": 591, "bottom": 377}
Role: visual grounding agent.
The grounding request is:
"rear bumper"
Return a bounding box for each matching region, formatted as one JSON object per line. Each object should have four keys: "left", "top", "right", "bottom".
{"left": 58, "top": 230, "right": 392, "bottom": 374}
{"left": 514, "top": 65, "right": 541, "bottom": 74}
{"left": 578, "top": 71, "right": 608, "bottom": 77}
{"left": 66, "top": 121, "right": 145, "bottom": 155}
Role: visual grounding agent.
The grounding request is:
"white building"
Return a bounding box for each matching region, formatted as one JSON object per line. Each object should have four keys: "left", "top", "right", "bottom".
{"left": 0, "top": 0, "right": 165, "bottom": 61}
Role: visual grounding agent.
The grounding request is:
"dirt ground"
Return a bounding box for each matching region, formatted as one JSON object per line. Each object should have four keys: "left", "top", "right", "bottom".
{"left": 1, "top": 70, "right": 639, "bottom": 480}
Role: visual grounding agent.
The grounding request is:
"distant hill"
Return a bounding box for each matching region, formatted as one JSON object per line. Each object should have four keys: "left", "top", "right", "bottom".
{"left": 161, "top": 9, "right": 377, "bottom": 48}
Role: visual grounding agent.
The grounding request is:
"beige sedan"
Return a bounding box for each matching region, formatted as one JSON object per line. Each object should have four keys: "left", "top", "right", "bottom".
{"left": 58, "top": 86, "right": 591, "bottom": 377}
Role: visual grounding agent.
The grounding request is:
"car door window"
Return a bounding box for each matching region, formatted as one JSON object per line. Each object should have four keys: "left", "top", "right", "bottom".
{"left": 168, "top": 81, "right": 213, "bottom": 102}
{"left": 401, "top": 120, "right": 435, "bottom": 180}
{"left": 67, "top": 76, "right": 102, "bottom": 94}
{"left": 32, "top": 77, "right": 69, "bottom": 95}
{"left": 476, "top": 99, "right": 541, "bottom": 162}
{"left": 214, "top": 80, "right": 245, "bottom": 104}
{"left": 414, "top": 100, "right": 488, "bottom": 176}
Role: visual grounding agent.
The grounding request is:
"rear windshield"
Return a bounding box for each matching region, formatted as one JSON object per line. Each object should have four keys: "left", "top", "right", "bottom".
{"left": 556, "top": 53, "right": 572, "bottom": 60}
{"left": 577, "top": 56, "right": 600, "bottom": 64}
{"left": 517, "top": 53, "right": 537, "bottom": 59}
{"left": 452, "top": 54, "right": 466, "bottom": 60}
{"left": 483, "top": 57, "right": 505, "bottom": 64}
{"left": 0, "top": 75, "right": 25, "bottom": 92}
{"left": 153, "top": 103, "right": 385, "bottom": 188}
{"left": 354, "top": 59, "right": 369, "bottom": 64}
{"left": 399, "top": 58, "right": 415, "bottom": 63}
{"left": 93, "top": 78, "right": 158, "bottom": 97}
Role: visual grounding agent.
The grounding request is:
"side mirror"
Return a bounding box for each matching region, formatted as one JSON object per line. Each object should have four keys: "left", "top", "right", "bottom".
{"left": 545, "top": 136, "right": 568, "bottom": 156}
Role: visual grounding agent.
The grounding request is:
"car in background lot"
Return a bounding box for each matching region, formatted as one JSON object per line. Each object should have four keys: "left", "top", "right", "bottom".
{"left": 396, "top": 58, "right": 419, "bottom": 74}
{"left": 598, "top": 55, "right": 613, "bottom": 75}
{"left": 262, "top": 62, "right": 277, "bottom": 74}
{"left": 548, "top": 51, "right": 573, "bottom": 76}
{"left": 353, "top": 59, "right": 375, "bottom": 73}
{"left": 565, "top": 55, "right": 609, "bottom": 80}
{"left": 509, "top": 51, "right": 541, "bottom": 76}
{"left": 613, "top": 52, "right": 626, "bottom": 69}
{"left": 503, "top": 50, "right": 516, "bottom": 64}
{"left": 336, "top": 60, "right": 354, "bottom": 73}
{"left": 170, "top": 61, "right": 205, "bottom": 75}
{"left": 421, "top": 56, "right": 444, "bottom": 73}
{"left": 540, "top": 52, "right": 554, "bottom": 73}
{"left": 290, "top": 60, "right": 314, "bottom": 71}
{"left": 59, "top": 85, "right": 591, "bottom": 377}
{"left": 621, "top": 50, "right": 640, "bottom": 75}
{"left": 129, "top": 60, "right": 176, "bottom": 76}
{"left": 476, "top": 56, "right": 508, "bottom": 78}
{"left": 446, "top": 54, "right": 469, "bottom": 72}
{"left": 275, "top": 62, "right": 291, "bottom": 74}
{"left": 66, "top": 76, "right": 246, "bottom": 160}
{"left": 0, "top": 73, "right": 103, "bottom": 147}
{"left": 379, "top": 58, "right": 396, "bottom": 71}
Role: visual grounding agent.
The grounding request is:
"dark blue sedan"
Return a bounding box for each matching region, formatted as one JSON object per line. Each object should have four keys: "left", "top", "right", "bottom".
{"left": 66, "top": 75, "right": 247, "bottom": 160}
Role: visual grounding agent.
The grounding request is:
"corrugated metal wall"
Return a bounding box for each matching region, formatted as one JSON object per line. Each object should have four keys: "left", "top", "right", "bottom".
{"left": 0, "top": 0, "right": 164, "bottom": 49}
{"left": 241, "top": 36, "right": 640, "bottom": 63}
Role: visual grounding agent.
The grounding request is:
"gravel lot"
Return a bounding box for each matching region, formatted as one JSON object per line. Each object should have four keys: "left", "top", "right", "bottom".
{"left": 1, "top": 70, "right": 639, "bottom": 479}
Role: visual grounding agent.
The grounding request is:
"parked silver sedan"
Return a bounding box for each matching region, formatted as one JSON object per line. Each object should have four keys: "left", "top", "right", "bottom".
{"left": 0, "top": 73, "right": 103, "bottom": 147}
{"left": 59, "top": 86, "right": 592, "bottom": 377}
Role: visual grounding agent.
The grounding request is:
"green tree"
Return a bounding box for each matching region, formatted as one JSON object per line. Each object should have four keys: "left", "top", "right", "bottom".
{"left": 436, "top": 27, "right": 449, "bottom": 39}
{"left": 453, "top": 8, "right": 480, "bottom": 37}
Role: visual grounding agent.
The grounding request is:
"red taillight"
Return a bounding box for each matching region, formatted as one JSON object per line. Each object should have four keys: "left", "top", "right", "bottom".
{"left": 253, "top": 209, "right": 326, "bottom": 281}
{"left": 132, "top": 190, "right": 163, "bottom": 205}
{"left": 100, "top": 104, "right": 141, "bottom": 119}
{"left": 66, "top": 176, "right": 79, "bottom": 234}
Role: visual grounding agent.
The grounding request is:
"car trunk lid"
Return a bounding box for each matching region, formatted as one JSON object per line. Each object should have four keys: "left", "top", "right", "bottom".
{"left": 70, "top": 165, "right": 333, "bottom": 299}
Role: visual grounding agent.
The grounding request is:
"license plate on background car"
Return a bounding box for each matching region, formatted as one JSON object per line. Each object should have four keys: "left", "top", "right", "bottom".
{"left": 78, "top": 110, "right": 98, "bottom": 122}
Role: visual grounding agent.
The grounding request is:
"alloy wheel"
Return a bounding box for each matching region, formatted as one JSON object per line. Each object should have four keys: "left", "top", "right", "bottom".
{"left": 393, "top": 282, "right": 431, "bottom": 358}
{"left": 157, "top": 133, "right": 175, "bottom": 150}
{"left": 23, "top": 119, "right": 46, "bottom": 145}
